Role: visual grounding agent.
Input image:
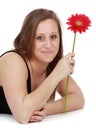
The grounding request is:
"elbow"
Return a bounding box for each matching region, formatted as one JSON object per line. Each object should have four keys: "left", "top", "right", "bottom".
{"left": 77, "top": 92, "right": 85, "bottom": 109}
{"left": 17, "top": 116, "right": 29, "bottom": 124}
{"left": 19, "top": 120, "right": 29, "bottom": 124}
{"left": 14, "top": 114, "right": 30, "bottom": 124}
{"left": 13, "top": 109, "right": 32, "bottom": 124}
{"left": 81, "top": 94, "right": 85, "bottom": 108}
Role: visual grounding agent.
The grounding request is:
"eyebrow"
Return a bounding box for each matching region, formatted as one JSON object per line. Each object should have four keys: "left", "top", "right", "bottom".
{"left": 36, "top": 32, "right": 59, "bottom": 35}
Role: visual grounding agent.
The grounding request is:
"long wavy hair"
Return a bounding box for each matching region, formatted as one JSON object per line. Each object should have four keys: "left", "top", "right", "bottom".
{"left": 14, "top": 8, "right": 63, "bottom": 101}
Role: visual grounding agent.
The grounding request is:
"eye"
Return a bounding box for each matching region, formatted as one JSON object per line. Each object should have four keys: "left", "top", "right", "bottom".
{"left": 50, "top": 35, "right": 57, "bottom": 39}
{"left": 36, "top": 36, "right": 44, "bottom": 41}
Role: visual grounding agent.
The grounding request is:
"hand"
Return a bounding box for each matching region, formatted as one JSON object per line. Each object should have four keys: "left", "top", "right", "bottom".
{"left": 29, "top": 106, "right": 47, "bottom": 122}
{"left": 53, "top": 52, "right": 75, "bottom": 81}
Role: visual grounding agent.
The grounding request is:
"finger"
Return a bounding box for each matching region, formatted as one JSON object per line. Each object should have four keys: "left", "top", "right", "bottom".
{"left": 34, "top": 109, "right": 46, "bottom": 117}
{"left": 69, "top": 63, "right": 74, "bottom": 74}
{"left": 29, "top": 116, "right": 41, "bottom": 122}
{"left": 69, "top": 59, "right": 75, "bottom": 66}
{"left": 70, "top": 70, "right": 74, "bottom": 74}
{"left": 29, "top": 118, "right": 39, "bottom": 122}
{"left": 65, "top": 52, "right": 75, "bottom": 59}
{"left": 40, "top": 106, "right": 46, "bottom": 111}
{"left": 29, "top": 115, "right": 44, "bottom": 122}
{"left": 29, "top": 118, "right": 40, "bottom": 122}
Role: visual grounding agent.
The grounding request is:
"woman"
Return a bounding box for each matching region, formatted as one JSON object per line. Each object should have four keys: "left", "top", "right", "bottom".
{"left": 0, "top": 8, "right": 84, "bottom": 123}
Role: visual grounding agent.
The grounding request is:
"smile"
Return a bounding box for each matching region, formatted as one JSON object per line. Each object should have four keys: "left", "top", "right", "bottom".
{"left": 42, "top": 51, "right": 53, "bottom": 56}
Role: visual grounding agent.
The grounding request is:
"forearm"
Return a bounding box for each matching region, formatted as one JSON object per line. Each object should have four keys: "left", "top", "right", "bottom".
{"left": 46, "top": 93, "right": 84, "bottom": 115}
{"left": 22, "top": 72, "right": 60, "bottom": 123}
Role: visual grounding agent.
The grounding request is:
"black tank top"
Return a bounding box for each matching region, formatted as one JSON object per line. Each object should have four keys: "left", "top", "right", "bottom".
{"left": 0, "top": 50, "right": 31, "bottom": 114}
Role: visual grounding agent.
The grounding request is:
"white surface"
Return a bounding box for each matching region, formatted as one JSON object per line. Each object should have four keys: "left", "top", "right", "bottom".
{"left": 0, "top": 0, "right": 96, "bottom": 129}
{"left": 0, "top": 108, "right": 95, "bottom": 129}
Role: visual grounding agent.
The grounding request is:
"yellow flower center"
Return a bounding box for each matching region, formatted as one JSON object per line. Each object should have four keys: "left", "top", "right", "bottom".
{"left": 76, "top": 21, "right": 82, "bottom": 26}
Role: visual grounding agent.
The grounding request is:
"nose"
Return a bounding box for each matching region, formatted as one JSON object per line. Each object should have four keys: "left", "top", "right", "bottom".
{"left": 44, "top": 38, "right": 52, "bottom": 48}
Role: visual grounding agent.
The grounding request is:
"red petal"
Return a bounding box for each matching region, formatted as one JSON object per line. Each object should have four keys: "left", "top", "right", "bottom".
{"left": 66, "top": 14, "right": 91, "bottom": 33}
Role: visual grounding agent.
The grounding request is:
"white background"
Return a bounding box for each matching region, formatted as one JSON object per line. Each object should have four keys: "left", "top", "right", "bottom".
{"left": 0, "top": 0, "right": 96, "bottom": 129}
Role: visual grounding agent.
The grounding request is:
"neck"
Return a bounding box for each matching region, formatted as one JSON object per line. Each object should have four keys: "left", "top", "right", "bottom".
{"left": 29, "top": 59, "right": 48, "bottom": 78}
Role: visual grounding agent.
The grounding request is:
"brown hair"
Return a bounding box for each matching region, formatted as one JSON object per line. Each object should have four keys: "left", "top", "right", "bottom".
{"left": 14, "top": 8, "right": 63, "bottom": 100}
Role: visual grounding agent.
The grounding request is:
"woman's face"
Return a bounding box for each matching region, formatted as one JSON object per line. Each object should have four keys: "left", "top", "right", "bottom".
{"left": 33, "top": 19, "right": 60, "bottom": 64}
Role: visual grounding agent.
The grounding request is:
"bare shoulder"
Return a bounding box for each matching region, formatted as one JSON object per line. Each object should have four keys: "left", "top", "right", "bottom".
{"left": 0, "top": 52, "right": 28, "bottom": 85}
{"left": 0, "top": 52, "right": 26, "bottom": 64}
{"left": 0, "top": 52, "right": 28, "bottom": 72}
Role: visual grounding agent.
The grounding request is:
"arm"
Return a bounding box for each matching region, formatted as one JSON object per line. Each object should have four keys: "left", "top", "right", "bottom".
{"left": 1, "top": 52, "right": 75, "bottom": 123}
{"left": 45, "top": 76, "right": 85, "bottom": 115}
{"left": 1, "top": 53, "right": 59, "bottom": 123}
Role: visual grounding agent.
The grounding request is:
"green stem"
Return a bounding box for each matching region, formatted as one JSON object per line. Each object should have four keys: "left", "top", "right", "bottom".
{"left": 72, "top": 33, "right": 76, "bottom": 53}
{"left": 64, "top": 75, "right": 70, "bottom": 112}
{"left": 64, "top": 33, "right": 76, "bottom": 113}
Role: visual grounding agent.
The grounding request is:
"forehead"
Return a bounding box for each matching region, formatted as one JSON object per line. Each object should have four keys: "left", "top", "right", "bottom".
{"left": 36, "top": 19, "right": 58, "bottom": 34}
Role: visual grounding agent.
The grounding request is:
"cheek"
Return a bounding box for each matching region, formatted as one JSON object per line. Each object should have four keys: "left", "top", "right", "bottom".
{"left": 34, "top": 42, "right": 42, "bottom": 50}
{"left": 53, "top": 41, "right": 60, "bottom": 49}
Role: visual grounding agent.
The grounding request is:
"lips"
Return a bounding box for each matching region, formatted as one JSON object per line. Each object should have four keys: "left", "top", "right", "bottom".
{"left": 42, "top": 50, "right": 53, "bottom": 56}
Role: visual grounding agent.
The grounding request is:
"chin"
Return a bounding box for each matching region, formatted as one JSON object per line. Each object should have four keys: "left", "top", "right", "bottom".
{"left": 43, "top": 58, "right": 54, "bottom": 64}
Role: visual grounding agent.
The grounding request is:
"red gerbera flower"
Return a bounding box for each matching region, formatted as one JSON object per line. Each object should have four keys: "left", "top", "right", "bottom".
{"left": 64, "top": 14, "right": 91, "bottom": 113}
{"left": 66, "top": 14, "right": 91, "bottom": 33}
